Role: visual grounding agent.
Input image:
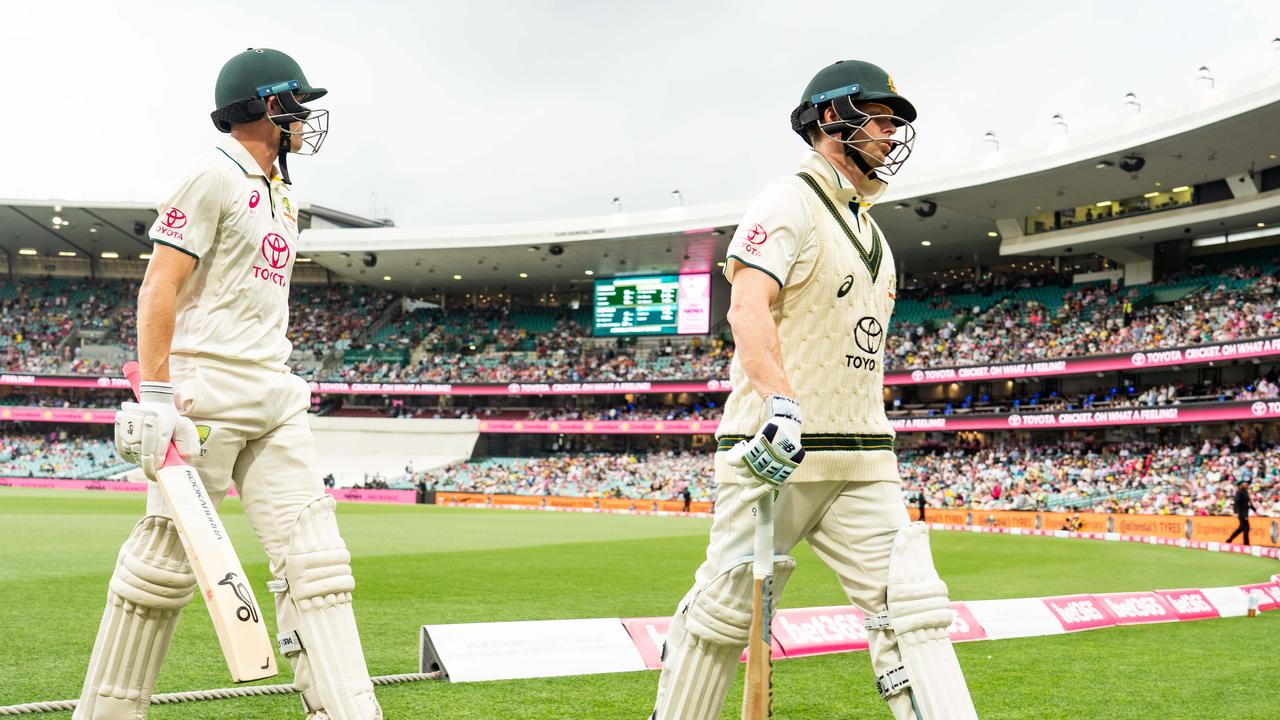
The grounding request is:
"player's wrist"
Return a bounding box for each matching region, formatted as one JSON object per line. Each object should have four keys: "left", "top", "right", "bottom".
{"left": 763, "top": 394, "right": 802, "bottom": 427}
{"left": 138, "top": 381, "right": 176, "bottom": 408}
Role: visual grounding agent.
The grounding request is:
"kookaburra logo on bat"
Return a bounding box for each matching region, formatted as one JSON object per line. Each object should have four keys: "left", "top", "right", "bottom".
{"left": 218, "top": 572, "right": 260, "bottom": 623}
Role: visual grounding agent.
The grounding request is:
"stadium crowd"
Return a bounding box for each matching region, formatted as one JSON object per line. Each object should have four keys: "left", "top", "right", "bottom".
{"left": 1, "top": 280, "right": 128, "bottom": 374}
{"left": 404, "top": 437, "right": 1278, "bottom": 518}
{"left": 899, "top": 437, "right": 1280, "bottom": 516}
{"left": 887, "top": 263, "right": 1280, "bottom": 370}
{"left": 5, "top": 427, "right": 1276, "bottom": 519}
{"left": 289, "top": 284, "right": 396, "bottom": 357}
{"left": 4, "top": 256, "right": 1279, "bottom": 382}
{"left": 0, "top": 430, "right": 128, "bottom": 478}
{"left": 425, "top": 451, "right": 714, "bottom": 501}
{"left": 326, "top": 336, "right": 732, "bottom": 384}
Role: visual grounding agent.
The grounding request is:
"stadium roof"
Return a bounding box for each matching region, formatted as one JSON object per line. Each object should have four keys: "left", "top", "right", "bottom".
{"left": 2, "top": 68, "right": 1278, "bottom": 290}
{"left": 301, "top": 67, "right": 1280, "bottom": 292}
{"left": 0, "top": 201, "right": 385, "bottom": 263}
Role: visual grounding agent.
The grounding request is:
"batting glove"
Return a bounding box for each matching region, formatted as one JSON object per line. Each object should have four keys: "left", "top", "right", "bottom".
{"left": 726, "top": 395, "right": 806, "bottom": 505}
{"left": 115, "top": 381, "right": 199, "bottom": 480}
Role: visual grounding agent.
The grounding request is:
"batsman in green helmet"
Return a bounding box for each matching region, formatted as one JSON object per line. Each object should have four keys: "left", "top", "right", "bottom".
{"left": 650, "top": 61, "right": 978, "bottom": 720}
{"left": 790, "top": 59, "right": 918, "bottom": 180}
{"left": 211, "top": 47, "right": 331, "bottom": 184}
{"left": 74, "top": 49, "right": 383, "bottom": 720}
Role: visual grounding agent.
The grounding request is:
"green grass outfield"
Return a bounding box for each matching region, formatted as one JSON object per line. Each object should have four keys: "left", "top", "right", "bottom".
{"left": 1, "top": 487, "right": 1277, "bottom": 719}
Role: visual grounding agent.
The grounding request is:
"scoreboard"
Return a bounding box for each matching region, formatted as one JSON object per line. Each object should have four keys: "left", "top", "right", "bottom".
{"left": 593, "top": 274, "right": 711, "bottom": 336}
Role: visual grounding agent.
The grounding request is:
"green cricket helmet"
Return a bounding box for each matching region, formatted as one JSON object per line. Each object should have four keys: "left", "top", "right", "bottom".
{"left": 210, "top": 48, "right": 329, "bottom": 183}
{"left": 790, "top": 60, "right": 917, "bottom": 180}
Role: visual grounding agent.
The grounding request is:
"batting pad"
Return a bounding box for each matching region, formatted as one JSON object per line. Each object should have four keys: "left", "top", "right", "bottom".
{"left": 75, "top": 516, "right": 195, "bottom": 720}
{"left": 652, "top": 555, "right": 795, "bottom": 720}
{"left": 279, "top": 495, "right": 380, "bottom": 720}
{"left": 878, "top": 523, "right": 977, "bottom": 720}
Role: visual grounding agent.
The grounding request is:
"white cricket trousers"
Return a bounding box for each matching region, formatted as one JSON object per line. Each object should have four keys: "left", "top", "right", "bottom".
{"left": 152, "top": 355, "right": 324, "bottom": 563}
{"left": 657, "top": 452, "right": 912, "bottom": 718}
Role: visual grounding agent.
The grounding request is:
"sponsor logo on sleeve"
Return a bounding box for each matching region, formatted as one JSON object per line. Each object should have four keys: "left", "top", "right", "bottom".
{"left": 163, "top": 207, "right": 187, "bottom": 229}
{"left": 735, "top": 223, "right": 768, "bottom": 258}
{"left": 156, "top": 207, "right": 188, "bottom": 241}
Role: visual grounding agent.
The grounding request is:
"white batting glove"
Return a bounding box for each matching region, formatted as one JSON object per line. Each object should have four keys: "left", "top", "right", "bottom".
{"left": 115, "top": 381, "right": 199, "bottom": 480}
{"left": 726, "top": 395, "right": 806, "bottom": 506}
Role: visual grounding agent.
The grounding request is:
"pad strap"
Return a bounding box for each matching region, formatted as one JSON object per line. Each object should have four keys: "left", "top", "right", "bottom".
{"left": 864, "top": 611, "right": 891, "bottom": 631}
{"left": 876, "top": 663, "right": 912, "bottom": 699}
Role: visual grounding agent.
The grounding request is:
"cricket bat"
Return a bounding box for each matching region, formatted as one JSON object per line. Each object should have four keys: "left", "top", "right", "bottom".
{"left": 741, "top": 491, "right": 774, "bottom": 719}
{"left": 123, "top": 361, "right": 278, "bottom": 682}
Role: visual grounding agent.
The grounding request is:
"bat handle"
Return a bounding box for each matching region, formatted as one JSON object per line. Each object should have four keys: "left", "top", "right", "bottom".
{"left": 122, "top": 361, "right": 186, "bottom": 470}
{"left": 753, "top": 491, "right": 774, "bottom": 578}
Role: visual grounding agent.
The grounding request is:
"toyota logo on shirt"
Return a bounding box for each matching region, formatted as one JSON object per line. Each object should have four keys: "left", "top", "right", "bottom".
{"left": 854, "top": 317, "right": 884, "bottom": 355}
{"left": 744, "top": 223, "right": 768, "bottom": 245}
{"left": 163, "top": 207, "right": 187, "bottom": 229}
{"left": 261, "top": 233, "right": 291, "bottom": 269}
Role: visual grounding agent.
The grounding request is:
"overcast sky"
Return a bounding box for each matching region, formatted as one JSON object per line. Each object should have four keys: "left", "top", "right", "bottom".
{"left": 1, "top": 1, "right": 1276, "bottom": 226}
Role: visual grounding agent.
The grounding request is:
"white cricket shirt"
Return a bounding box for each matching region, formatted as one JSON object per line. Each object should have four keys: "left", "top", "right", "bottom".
{"left": 149, "top": 138, "right": 301, "bottom": 370}
{"left": 718, "top": 150, "right": 900, "bottom": 482}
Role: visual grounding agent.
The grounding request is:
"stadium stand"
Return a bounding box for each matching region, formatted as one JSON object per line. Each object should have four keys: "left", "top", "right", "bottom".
{"left": 899, "top": 438, "right": 1280, "bottom": 516}
{"left": 427, "top": 451, "right": 714, "bottom": 501}
{"left": 0, "top": 430, "right": 132, "bottom": 479}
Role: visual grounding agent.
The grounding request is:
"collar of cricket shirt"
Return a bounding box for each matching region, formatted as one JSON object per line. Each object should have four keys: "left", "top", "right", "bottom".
{"left": 800, "top": 149, "right": 887, "bottom": 213}
{"left": 216, "top": 137, "right": 285, "bottom": 183}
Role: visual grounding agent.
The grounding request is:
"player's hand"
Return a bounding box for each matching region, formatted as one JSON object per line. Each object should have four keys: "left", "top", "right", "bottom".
{"left": 115, "top": 381, "right": 199, "bottom": 480}
{"left": 725, "top": 395, "right": 805, "bottom": 505}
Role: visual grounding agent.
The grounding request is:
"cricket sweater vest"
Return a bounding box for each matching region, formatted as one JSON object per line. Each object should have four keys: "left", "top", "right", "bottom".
{"left": 718, "top": 168, "right": 899, "bottom": 483}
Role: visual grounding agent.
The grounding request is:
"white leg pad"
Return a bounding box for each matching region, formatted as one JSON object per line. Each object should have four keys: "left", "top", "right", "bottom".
{"left": 651, "top": 554, "right": 795, "bottom": 720}
{"left": 276, "top": 496, "right": 381, "bottom": 720}
{"left": 74, "top": 517, "right": 195, "bottom": 720}
{"left": 873, "top": 522, "right": 977, "bottom": 720}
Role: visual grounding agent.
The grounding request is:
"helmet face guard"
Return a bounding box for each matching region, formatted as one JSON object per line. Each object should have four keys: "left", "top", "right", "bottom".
{"left": 259, "top": 81, "right": 329, "bottom": 156}
{"left": 813, "top": 94, "right": 916, "bottom": 179}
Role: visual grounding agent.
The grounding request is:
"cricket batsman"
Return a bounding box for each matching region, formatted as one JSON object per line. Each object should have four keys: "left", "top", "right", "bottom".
{"left": 74, "top": 48, "right": 381, "bottom": 719}
{"left": 650, "top": 60, "right": 977, "bottom": 719}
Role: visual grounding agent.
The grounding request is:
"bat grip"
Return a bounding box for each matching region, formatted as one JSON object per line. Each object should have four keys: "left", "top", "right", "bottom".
{"left": 122, "top": 361, "right": 186, "bottom": 469}
{"left": 753, "top": 491, "right": 774, "bottom": 578}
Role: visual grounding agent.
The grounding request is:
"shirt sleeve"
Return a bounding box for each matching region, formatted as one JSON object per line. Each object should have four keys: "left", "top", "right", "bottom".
{"left": 149, "top": 165, "right": 227, "bottom": 260}
{"left": 724, "top": 179, "right": 808, "bottom": 288}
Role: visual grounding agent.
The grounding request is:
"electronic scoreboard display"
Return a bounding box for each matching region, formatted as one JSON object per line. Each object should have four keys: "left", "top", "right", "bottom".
{"left": 593, "top": 274, "right": 711, "bottom": 336}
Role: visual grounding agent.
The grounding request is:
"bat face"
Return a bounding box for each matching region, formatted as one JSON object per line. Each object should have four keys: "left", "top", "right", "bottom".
{"left": 156, "top": 461, "right": 277, "bottom": 680}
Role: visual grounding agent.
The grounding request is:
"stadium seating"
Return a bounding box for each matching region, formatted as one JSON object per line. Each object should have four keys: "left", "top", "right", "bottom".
{"left": 0, "top": 433, "right": 133, "bottom": 479}
{"left": 898, "top": 440, "right": 1279, "bottom": 516}
{"left": 428, "top": 452, "right": 714, "bottom": 502}
{"left": 3, "top": 251, "right": 1276, "bottom": 382}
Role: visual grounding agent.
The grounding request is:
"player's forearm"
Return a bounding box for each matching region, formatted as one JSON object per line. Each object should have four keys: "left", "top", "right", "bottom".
{"left": 136, "top": 281, "right": 178, "bottom": 383}
{"left": 728, "top": 304, "right": 794, "bottom": 400}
